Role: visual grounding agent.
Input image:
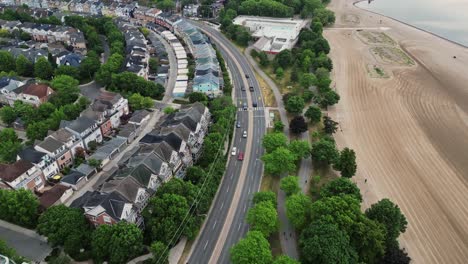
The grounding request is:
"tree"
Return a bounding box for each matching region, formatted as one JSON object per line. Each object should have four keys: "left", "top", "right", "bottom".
{"left": 247, "top": 201, "right": 279, "bottom": 237}
{"left": 79, "top": 52, "right": 101, "bottom": 80}
{"left": 276, "top": 67, "right": 284, "bottom": 79}
{"left": 289, "top": 116, "right": 308, "bottom": 134}
{"left": 258, "top": 51, "right": 269, "bottom": 67}
{"left": 0, "top": 128, "right": 22, "bottom": 163}
{"left": 285, "top": 95, "right": 305, "bottom": 114}
{"left": 319, "top": 89, "right": 340, "bottom": 107}
{"left": 310, "top": 138, "right": 339, "bottom": 165}
{"left": 0, "top": 106, "right": 17, "bottom": 126}
{"left": 230, "top": 231, "right": 273, "bottom": 264}
{"left": 87, "top": 158, "right": 102, "bottom": 168}
{"left": 280, "top": 176, "right": 301, "bottom": 196}
{"left": 334, "top": 148, "right": 357, "bottom": 178}
{"left": 273, "top": 121, "right": 284, "bottom": 132}
{"left": 185, "top": 166, "right": 206, "bottom": 185}
{"left": 26, "top": 121, "right": 49, "bottom": 142}
{"left": 156, "top": 0, "right": 175, "bottom": 11}
{"left": 261, "top": 147, "right": 296, "bottom": 175}
{"left": 55, "top": 65, "right": 80, "bottom": 80}
{"left": 149, "top": 57, "right": 158, "bottom": 74}
{"left": 380, "top": 247, "right": 411, "bottom": 264}
{"left": 323, "top": 116, "right": 339, "bottom": 134}
{"left": 299, "top": 219, "right": 358, "bottom": 264}
{"left": 285, "top": 193, "right": 312, "bottom": 230}
{"left": 275, "top": 50, "right": 292, "bottom": 68}
{"left": 253, "top": 191, "right": 277, "bottom": 206}
{"left": 15, "top": 54, "right": 33, "bottom": 76}
{"left": 320, "top": 178, "right": 362, "bottom": 202}
{"left": 150, "top": 241, "right": 169, "bottom": 264}
{"left": 313, "top": 8, "right": 336, "bottom": 26}
{"left": 311, "top": 195, "right": 361, "bottom": 234}
{"left": 129, "top": 93, "right": 154, "bottom": 110}
{"left": 365, "top": 199, "right": 408, "bottom": 249}
{"left": 164, "top": 106, "right": 176, "bottom": 114}
{"left": 37, "top": 205, "right": 90, "bottom": 256}
{"left": 37, "top": 102, "right": 56, "bottom": 119}
{"left": 91, "top": 222, "right": 143, "bottom": 264}
{"left": 0, "top": 189, "right": 39, "bottom": 228}
{"left": 0, "top": 239, "right": 25, "bottom": 264}
{"left": 300, "top": 73, "right": 317, "bottom": 89}
{"left": 273, "top": 255, "right": 300, "bottom": 264}
{"left": 305, "top": 105, "right": 321, "bottom": 124}
{"left": 34, "top": 57, "right": 54, "bottom": 80}
{"left": 0, "top": 51, "right": 16, "bottom": 72}
{"left": 288, "top": 140, "right": 310, "bottom": 161}
{"left": 188, "top": 92, "right": 208, "bottom": 104}
{"left": 313, "top": 37, "right": 330, "bottom": 54}
{"left": 262, "top": 133, "right": 288, "bottom": 153}
{"left": 352, "top": 216, "right": 386, "bottom": 263}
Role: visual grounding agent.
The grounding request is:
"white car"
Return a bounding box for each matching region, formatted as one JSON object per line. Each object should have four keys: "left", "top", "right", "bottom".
{"left": 243, "top": 130, "right": 247, "bottom": 138}
{"left": 231, "top": 147, "right": 237, "bottom": 155}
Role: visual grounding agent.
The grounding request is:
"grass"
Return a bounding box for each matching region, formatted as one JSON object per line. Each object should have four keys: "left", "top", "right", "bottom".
{"left": 178, "top": 239, "right": 194, "bottom": 264}
{"left": 309, "top": 166, "right": 339, "bottom": 201}
{"left": 254, "top": 71, "right": 277, "bottom": 107}
{"left": 259, "top": 173, "right": 282, "bottom": 256}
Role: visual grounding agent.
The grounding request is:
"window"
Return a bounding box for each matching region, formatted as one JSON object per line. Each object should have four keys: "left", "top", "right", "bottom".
{"left": 103, "top": 216, "right": 111, "bottom": 223}
{"left": 34, "top": 176, "right": 42, "bottom": 185}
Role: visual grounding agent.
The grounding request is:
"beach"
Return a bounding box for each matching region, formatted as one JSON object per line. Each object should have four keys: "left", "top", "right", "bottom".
{"left": 324, "top": 0, "right": 468, "bottom": 263}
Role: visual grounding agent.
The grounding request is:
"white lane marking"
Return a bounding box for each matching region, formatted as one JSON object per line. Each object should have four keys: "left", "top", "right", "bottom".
{"left": 227, "top": 185, "right": 230, "bottom": 193}
{"left": 204, "top": 240, "right": 209, "bottom": 250}
{"left": 221, "top": 202, "right": 224, "bottom": 209}
{"left": 243, "top": 204, "right": 246, "bottom": 212}
{"left": 230, "top": 173, "right": 233, "bottom": 180}
{"left": 238, "top": 223, "right": 242, "bottom": 231}
{"left": 212, "top": 220, "right": 217, "bottom": 229}
{"left": 248, "top": 186, "right": 251, "bottom": 194}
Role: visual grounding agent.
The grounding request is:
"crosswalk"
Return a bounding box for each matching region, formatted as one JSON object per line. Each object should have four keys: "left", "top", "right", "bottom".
{"left": 238, "top": 107, "right": 264, "bottom": 111}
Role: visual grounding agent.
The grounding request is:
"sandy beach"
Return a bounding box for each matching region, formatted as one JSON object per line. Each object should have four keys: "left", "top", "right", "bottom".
{"left": 324, "top": 0, "right": 468, "bottom": 263}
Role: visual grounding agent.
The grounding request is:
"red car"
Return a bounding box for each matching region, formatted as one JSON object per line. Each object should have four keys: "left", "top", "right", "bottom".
{"left": 237, "top": 152, "right": 244, "bottom": 161}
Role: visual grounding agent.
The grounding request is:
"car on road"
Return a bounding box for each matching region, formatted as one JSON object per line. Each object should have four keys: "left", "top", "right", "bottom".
{"left": 243, "top": 130, "right": 247, "bottom": 138}
{"left": 231, "top": 147, "right": 237, "bottom": 155}
{"left": 252, "top": 102, "right": 257, "bottom": 107}
{"left": 245, "top": 74, "right": 249, "bottom": 78}
{"left": 243, "top": 103, "right": 247, "bottom": 110}
{"left": 249, "top": 86, "right": 254, "bottom": 92}
{"left": 236, "top": 121, "right": 241, "bottom": 128}
{"left": 238, "top": 152, "right": 244, "bottom": 161}
{"left": 241, "top": 86, "right": 246, "bottom": 91}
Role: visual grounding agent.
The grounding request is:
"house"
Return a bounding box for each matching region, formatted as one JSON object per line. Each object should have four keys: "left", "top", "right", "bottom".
{"left": 47, "top": 128, "right": 85, "bottom": 158}
{"left": 129, "top": 110, "right": 151, "bottom": 126}
{"left": 35, "top": 137, "right": 73, "bottom": 169}
{"left": 81, "top": 107, "right": 113, "bottom": 137}
{"left": 61, "top": 170, "right": 86, "bottom": 190}
{"left": 91, "top": 91, "right": 129, "bottom": 129}
{"left": 100, "top": 176, "right": 150, "bottom": 213}
{"left": 56, "top": 52, "right": 83, "bottom": 67}
{"left": 38, "top": 184, "right": 73, "bottom": 210}
{"left": 117, "top": 123, "right": 141, "bottom": 143}
{"left": 0, "top": 160, "right": 45, "bottom": 191}
{"left": 60, "top": 116, "right": 103, "bottom": 149}
{"left": 17, "top": 147, "right": 59, "bottom": 180}
{"left": 70, "top": 190, "right": 143, "bottom": 227}
{"left": 2, "top": 47, "right": 48, "bottom": 63}
{"left": 87, "top": 137, "right": 127, "bottom": 167}
{"left": 0, "top": 77, "right": 24, "bottom": 104}
{"left": 7, "top": 83, "right": 54, "bottom": 107}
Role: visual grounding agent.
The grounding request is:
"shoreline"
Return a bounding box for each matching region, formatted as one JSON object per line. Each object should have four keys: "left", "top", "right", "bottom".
{"left": 352, "top": 0, "right": 468, "bottom": 49}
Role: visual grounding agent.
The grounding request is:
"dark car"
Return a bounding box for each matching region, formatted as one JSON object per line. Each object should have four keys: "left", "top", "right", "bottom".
{"left": 252, "top": 102, "right": 257, "bottom": 107}
{"left": 245, "top": 74, "right": 249, "bottom": 78}
{"left": 241, "top": 86, "right": 246, "bottom": 91}
{"left": 249, "top": 86, "right": 254, "bottom": 92}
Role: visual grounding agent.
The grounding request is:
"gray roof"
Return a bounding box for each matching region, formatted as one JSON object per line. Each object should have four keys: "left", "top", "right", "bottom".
{"left": 117, "top": 123, "right": 139, "bottom": 138}
{"left": 114, "top": 165, "right": 153, "bottom": 187}
{"left": 62, "top": 170, "right": 86, "bottom": 185}
{"left": 101, "top": 176, "right": 145, "bottom": 203}
{"left": 61, "top": 116, "right": 96, "bottom": 134}
{"left": 129, "top": 110, "right": 150, "bottom": 123}
{"left": 48, "top": 128, "right": 74, "bottom": 143}
{"left": 89, "top": 137, "right": 127, "bottom": 161}
{"left": 17, "top": 147, "right": 46, "bottom": 164}
{"left": 75, "top": 163, "right": 96, "bottom": 176}
{"left": 36, "top": 137, "right": 64, "bottom": 153}
{"left": 70, "top": 191, "right": 129, "bottom": 221}
{"left": 127, "top": 152, "right": 164, "bottom": 174}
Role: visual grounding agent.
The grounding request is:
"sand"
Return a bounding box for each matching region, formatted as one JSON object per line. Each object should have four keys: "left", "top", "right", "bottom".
{"left": 324, "top": 0, "right": 468, "bottom": 263}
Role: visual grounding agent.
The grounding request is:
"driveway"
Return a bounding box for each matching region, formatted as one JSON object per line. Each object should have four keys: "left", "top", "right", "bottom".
{"left": 0, "top": 220, "right": 51, "bottom": 261}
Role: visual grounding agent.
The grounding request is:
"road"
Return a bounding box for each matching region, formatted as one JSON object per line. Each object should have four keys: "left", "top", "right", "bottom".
{"left": 147, "top": 30, "right": 177, "bottom": 102}
{"left": 187, "top": 21, "right": 266, "bottom": 264}
{"left": 0, "top": 220, "right": 51, "bottom": 261}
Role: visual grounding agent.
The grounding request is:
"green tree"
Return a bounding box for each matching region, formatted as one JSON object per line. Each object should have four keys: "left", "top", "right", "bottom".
{"left": 300, "top": 73, "right": 317, "bottom": 89}
{"left": 273, "top": 121, "right": 284, "bottom": 132}
{"left": 380, "top": 247, "right": 411, "bottom": 264}
{"left": 55, "top": 65, "right": 80, "bottom": 80}
{"left": 185, "top": 166, "right": 206, "bottom": 185}
{"left": 15, "top": 54, "right": 33, "bottom": 76}
{"left": 288, "top": 140, "right": 310, "bottom": 161}
{"left": 149, "top": 57, "right": 158, "bottom": 74}
{"left": 289, "top": 115, "right": 308, "bottom": 134}
{"left": 305, "top": 105, "right": 321, "bottom": 124}
{"left": 280, "top": 176, "right": 301, "bottom": 196}
{"left": 310, "top": 138, "right": 339, "bottom": 165}
{"left": 275, "top": 50, "right": 292, "bottom": 68}
{"left": 285, "top": 95, "right": 305, "bottom": 114}
{"left": 0, "top": 189, "right": 39, "bottom": 228}
{"left": 352, "top": 216, "right": 386, "bottom": 263}
{"left": 0, "top": 128, "right": 22, "bottom": 163}
{"left": 26, "top": 121, "right": 49, "bottom": 142}
{"left": 150, "top": 241, "right": 169, "bottom": 264}
{"left": 365, "top": 199, "right": 408, "bottom": 249}
{"left": 319, "top": 89, "right": 340, "bottom": 108}
{"left": 334, "top": 148, "right": 357, "bottom": 178}
{"left": 258, "top": 52, "right": 269, "bottom": 67}
{"left": 188, "top": 92, "right": 208, "bottom": 104}
{"left": 37, "top": 102, "right": 56, "bottom": 119}
{"left": 164, "top": 106, "right": 176, "bottom": 114}
{"left": 247, "top": 201, "right": 279, "bottom": 237}
{"left": 87, "top": 158, "right": 102, "bottom": 168}
{"left": 253, "top": 191, "right": 277, "bottom": 206}
{"left": 311, "top": 195, "right": 361, "bottom": 234}
{"left": 0, "top": 239, "right": 26, "bottom": 264}
{"left": 91, "top": 222, "right": 143, "bottom": 264}
{"left": 37, "top": 205, "right": 90, "bottom": 257}
{"left": 276, "top": 67, "right": 284, "bottom": 79}
{"left": 299, "top": 219, "right": 358, "bottom": 264}
{"left": 230, "top": 231, "right": 273, "bottom": 264}
{"left": 262, "top": 147, "right": 296, "bottom": 175}
{"left": 34, "top": 57, "right": 54, "bottom": 80}
{"left": 273, "top": 255, "right": 300, "bottom": 264}
{"left": 0, "top": 51, "right": 16, "bottom": 72}
{"left": 313, "top": 8, "right": 336, "bottom": 26}
{"left": 156, "top": 0, "right": 175, "bottom": 11}
{"left": 323, "top": 116, "right": 338, "bottom": 134}
{"left": 320, "top": 178, "right": 362, "bottom": 202}
{"left": 285, "top": 193, "right": 312, "bottom": 230}
{"left": 79, "top": 52, "right": 101, "bottom": 80}
{"left": 0, "top": 106, "right": 17, "bottom": 126}
{"left": 129, "top": 93, "right": 154, "bottom": 110}
{"left": 262, "top": 133, "right": 288, "bottom": 153}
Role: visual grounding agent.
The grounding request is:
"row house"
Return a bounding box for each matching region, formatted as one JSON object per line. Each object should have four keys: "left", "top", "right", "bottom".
{"left": 17, "top": 147, "right": 59, "bottom": 180}
{"left": 47, "top": 128, "right": 86, "bottom": 157}
{"left": 133, "top": 7, "right": 161, "bottom": 24}
{"left": 2, "top": 46, "right": 48, "bottom": 62}
{"left": 0, "top": 160, "right": 45, "bottom": 192}
{"left": 5, "top": 83, "right": 54, "bottom": 107}
{"left": 60, "top": 116, "right": 103, "bottom": 150}
{"left": 18, "top": 22, "right": 86, "bottom": 50}
{"left": 100, "top": 176, "right": 150, "bottom": 214}
{"left": 35, "top": 137, "right": 73, "bottom": 169}
{"left": 70, "top": 190, "right": 143, "bottom": 227}
{"left": 0, "top": 77, "right": 24, "bottom": 104}
{"left": 154, "top": 12, "right": 181, "bottom": 32}
{"left": 117, "top": 19, "right": 149, "bottom": 78}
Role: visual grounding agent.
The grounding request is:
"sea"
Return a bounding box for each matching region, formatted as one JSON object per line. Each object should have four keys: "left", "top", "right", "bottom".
{"left": 355, "top": 0, "right": 468, "bottom": 47}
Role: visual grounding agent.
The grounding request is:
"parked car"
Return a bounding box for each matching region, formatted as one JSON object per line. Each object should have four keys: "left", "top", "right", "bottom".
{"left": 243, "top": 130, "right": 247, "bottom": 138}
{"left": 238, "top": 152, "right": 244, "bottom": 161}
{"left": 231, "top": 147, "right": 237, "bottom": 155}
{"left": 236, "top": 121, "right": 241, "bottom": 128}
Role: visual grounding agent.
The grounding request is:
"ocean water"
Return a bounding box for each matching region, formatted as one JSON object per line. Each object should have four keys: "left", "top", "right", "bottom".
{"left": 355, "top": 0, "right": 468, "bottom": 47}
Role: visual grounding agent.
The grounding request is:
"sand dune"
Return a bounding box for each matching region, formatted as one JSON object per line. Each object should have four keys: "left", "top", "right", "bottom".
{"left": 325, "top": 0, "right": 468, "bottom": 263}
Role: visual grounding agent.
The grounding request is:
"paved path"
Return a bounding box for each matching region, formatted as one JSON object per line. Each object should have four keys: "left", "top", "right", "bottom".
{"left": 0, "top": 220, "right": 51, "bottom": 261}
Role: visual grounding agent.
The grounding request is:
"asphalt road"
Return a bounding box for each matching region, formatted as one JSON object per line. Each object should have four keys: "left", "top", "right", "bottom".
{"left": 187, "top": 21, "right": 266, "bottom": 264}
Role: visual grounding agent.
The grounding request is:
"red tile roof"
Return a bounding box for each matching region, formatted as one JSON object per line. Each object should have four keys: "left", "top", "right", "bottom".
{"left": 39, "top": 184, "right": 71, "bottom": 209}
{"left": 22, "top": 84, "right": 53, "bottom": 99}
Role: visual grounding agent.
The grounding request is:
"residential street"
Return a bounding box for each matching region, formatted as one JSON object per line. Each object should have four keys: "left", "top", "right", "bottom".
{"left": 0, "top": 220, "right": 51, "bottom": 262}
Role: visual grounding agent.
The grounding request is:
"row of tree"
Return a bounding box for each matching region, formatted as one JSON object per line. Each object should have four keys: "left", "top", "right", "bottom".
{"left": 218, "top": 9, "right": 252, "bottom": 47}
